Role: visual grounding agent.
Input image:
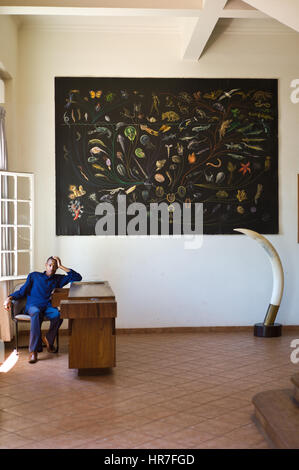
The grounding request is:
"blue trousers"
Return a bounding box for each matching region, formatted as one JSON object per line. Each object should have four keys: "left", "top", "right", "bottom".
{"left": 26, "top": 305, "right": 63, "bottom": 353}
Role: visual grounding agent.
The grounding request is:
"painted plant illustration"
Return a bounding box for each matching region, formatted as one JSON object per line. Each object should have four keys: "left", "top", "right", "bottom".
{"left": 55, "top": 77, "right": 278, "bottom": 235}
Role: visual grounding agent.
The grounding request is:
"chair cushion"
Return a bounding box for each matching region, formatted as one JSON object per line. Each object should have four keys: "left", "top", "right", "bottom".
{"left": 14, "top": 314, "right": 31, "bottom": 321}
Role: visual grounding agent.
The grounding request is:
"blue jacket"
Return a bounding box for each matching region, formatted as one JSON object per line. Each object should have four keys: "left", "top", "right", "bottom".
{"left": 10, "top": 269, "right": 82, "bottom": 310}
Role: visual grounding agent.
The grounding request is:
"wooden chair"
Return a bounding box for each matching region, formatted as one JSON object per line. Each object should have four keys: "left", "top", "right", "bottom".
{"left": 11, "top": 283, "right": 60, "bottom": 353}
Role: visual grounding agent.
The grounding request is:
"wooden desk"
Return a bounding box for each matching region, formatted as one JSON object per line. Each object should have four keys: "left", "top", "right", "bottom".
{"left": 53, "top": 282, "right": 117, "bottom": 374}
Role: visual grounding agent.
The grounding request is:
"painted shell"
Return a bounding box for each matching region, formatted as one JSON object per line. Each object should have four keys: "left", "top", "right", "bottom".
{"left": 167, "top": 193, "right": 176, "bottom": 203}
{"left": 135, "top": 148, "right": 145, "bottom": 158}
{"left": 124, "top": 126, "right": 136, "bottom": 142}
{"left": 177, "top": 186, "right": 186, "bottom": 198}
{"left": 216, "top": 190, "right": 228, "bottom": 198}
{"left": 116, "top": 164, "right": 126, "bottom": 176}
{"left": 216, "top": 172, "right": 225, "bottom": 184}
{"left": 156, "top": 186, "right": 164, "bottom": 197}
{"left": 88, "top": 156, "right": 99, "bottom": 163}
{"left": 155, "top": 173, "right": 165, "bottom": 183}
{"left": 90, "top": 146, "right": 101, "bottom": 154}
{"left": 156, "top": 159, "right": 166, "bottom": 170}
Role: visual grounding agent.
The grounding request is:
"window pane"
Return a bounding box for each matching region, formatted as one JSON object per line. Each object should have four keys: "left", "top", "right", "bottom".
{"left": 1, "top": 227, "right": 15, "bottom": 251}
{"left": 0, "top": 171, "right": 33, "bottom": 280}
{"left": 1, "top": 175, "right": 15, "bottom": 199}
{"left": 1, "top": 252, "right": 15, "bottom": 277}
{"left": 17, "top": 202, "right": 31, "bottom": 225}
{"left": 17, "top": 251, "right": 30, "bottom": 276}
{"left": 17, "top": 177, "right": 31, "bottom": 201}
{"left": 1, "top": 201, "right": 14, "bottom": 225}
{"left": 17, "top": 227, "right": 31, "bottom": 250}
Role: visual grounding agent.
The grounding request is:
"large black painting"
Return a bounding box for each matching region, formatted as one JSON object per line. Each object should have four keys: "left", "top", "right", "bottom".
{"left": 55, "top": 77, "right": 278, "bottom": 235}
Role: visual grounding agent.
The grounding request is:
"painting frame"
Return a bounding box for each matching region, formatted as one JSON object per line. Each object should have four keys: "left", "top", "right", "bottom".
{"left": 55, "top": 77, "right": 278, "bottom": 236}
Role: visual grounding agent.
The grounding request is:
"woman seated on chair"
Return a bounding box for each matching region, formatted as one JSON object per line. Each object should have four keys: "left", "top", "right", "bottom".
{"left": 3, "top": 256, "right": 82, "bottom": 364}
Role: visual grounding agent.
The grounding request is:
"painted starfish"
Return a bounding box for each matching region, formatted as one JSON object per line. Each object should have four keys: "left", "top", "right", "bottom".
{"left": 239, "top": 162, "right": 251, "bottom": 176}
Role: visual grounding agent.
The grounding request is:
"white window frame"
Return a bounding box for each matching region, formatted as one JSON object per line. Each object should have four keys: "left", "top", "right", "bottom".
{"left": 0, "top": 170, "right": 34, "bottom": 280}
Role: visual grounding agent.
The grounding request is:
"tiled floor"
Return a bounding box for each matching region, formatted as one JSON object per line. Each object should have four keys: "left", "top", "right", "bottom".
{"left": 0, "top": 330, "right": 299, "bottom": 449}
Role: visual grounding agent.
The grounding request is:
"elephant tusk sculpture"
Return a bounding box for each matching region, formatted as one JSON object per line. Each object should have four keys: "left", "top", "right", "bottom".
{"left": 234, "top": 228, "right": 284, "bottom": 337}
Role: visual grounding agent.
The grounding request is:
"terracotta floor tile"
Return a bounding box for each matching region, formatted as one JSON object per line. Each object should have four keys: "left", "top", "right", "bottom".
{"left": 225, "top": 423, "right": 268, "bottom": 446}
{"left": 14, "top": 423, "right": 64, "bottom": 441}
{"left": 0, "top": 434, "right": 36, "bottom": 449}
{"left": 159, "top": 397, "right": 198, "bottom": 412}
{"left": 166, "top": 427, "right": 216, "bottom": 446}
{"left": 133, "top": 405, "right": 175, "bottom": 420}
{"left": 0, "top": 396, "right": 20, "bottom": 409}
{"left": 214, "top": 397, "right": 250, "bottom": 410}
{"left": 87, "top": 431, "right": 155, "bottom": 449}
{"left": 25, "top": 436, "right": 93, "bottom": 449}
{"left": 109, "top": 413, "right": 153, "bottom": 428}
{"left": 191, "top": 419, "right": 243, "bottom": 435}
{"left": 201, "top": 435, "right": 250, "bottom": 449}
{"left": 78, "top": 423, "right": 127, "bottom": 440}
{"left": 0, "top": 429, "right": 13, "bottom": 439}
{"left": 23, "top": 408, "right": 61, "bottom": 424}
{"left": 72, "top": 439, "right": 114, "bottom": 449}
{"left": 50, "top": 415, "right": 100, "bottom": 432}
{"left": 159, "top": 412, "right": 207, "bottom": 428}
{"left": 134, "top": 437, "right": 191, "bottom": 449}
{"left": 0, "top": 412, "right": 40, "bottom": 433}
{"left": 185, "top": 391, "right": 224, "bottom": 405}
{"left": 134, "top": 419, "right": 186, "bottom": 438}
{"left": 217, "top": 410, "right": 254, "bottom": 426}
{"left": 3, "top": 401, "right": 55, "bottom": 417}
{"left": 191, "top": 403, "right": 230, "bottom": 419}
{"left": 81, "top": 438, "right": 125, "bottom": 449}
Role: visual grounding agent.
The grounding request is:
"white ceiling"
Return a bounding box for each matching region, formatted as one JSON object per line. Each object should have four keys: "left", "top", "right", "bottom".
{"left": 0, "top": 0, "right": 298, "bottom": 60}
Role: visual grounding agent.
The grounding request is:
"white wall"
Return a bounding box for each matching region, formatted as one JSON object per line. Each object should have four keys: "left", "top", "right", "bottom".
{"left": 0, "top": 15, "right": 18, "bottom": 340}
{"left": 9, "top": 21, "right": 299, "bottom": 327}
{"left": 0, "top": 15, "right": 18, "bottom": 77}
{"left": 0, "top": 15, "right": 18, "bottom": 165}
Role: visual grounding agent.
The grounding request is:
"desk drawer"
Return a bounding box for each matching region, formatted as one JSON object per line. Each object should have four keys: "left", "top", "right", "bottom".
{"left": 60, "top": 299, "right": 117, "bottom": 319}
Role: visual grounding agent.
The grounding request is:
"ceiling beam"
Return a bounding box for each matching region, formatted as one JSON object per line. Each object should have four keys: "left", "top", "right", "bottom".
{"left": 0, "top": 0, "right": 202, "bottom": 6}
{"left": 181, "top": 0, "right": 228, "bottom": 61}
{"left": 224, "top": 0, "right": 256, "bottom": 10}
{"left": 0, "top": 0, "right": 204, "bottom": 16}
{"left": 220, "top": 10, "right": 266, "bottom": 18}
{"left": 0, "top": 8, "right": 202, "bottom": 16}
{"left": 221, "top": 0, "right": 266, "bottom": 18}
{"left": 242, "top": 0, "right": 299, "bottom": 32}
{"left": 0, "top": 0, "right": 267, "bottom": 20}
